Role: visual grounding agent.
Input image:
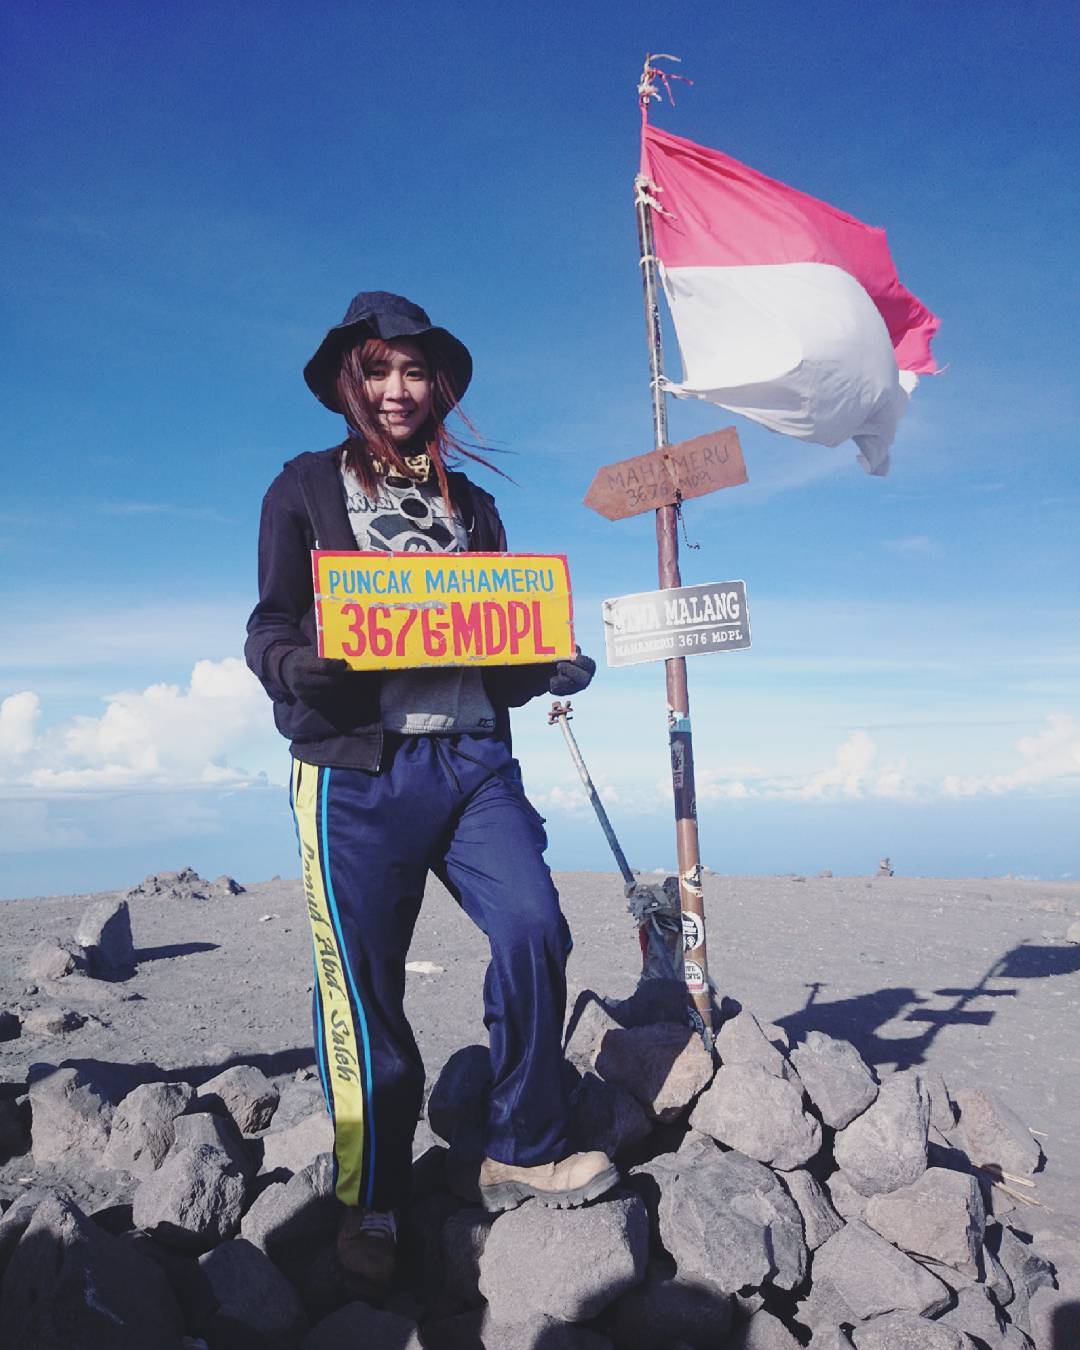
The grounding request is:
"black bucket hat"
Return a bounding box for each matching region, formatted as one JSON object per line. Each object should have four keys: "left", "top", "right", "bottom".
{"left": 303, "top": 290, "right": 473, "bottom": 414}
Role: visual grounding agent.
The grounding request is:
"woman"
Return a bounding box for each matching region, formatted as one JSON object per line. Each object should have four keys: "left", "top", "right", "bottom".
{"left": 245, "top": 291, "right": 617, "bottom": 1286}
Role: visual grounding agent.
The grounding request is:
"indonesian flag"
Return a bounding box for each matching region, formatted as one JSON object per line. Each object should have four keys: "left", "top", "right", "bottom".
{"left": 640, "top": 124, "right": 940, "bottom": 476}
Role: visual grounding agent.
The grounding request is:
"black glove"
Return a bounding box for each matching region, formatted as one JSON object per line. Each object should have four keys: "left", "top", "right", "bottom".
{"left": 549, "top": 649, "right": 596, "bottom": 697}
{"left": 281, "top": 648, "right": 355, "bottom": 703}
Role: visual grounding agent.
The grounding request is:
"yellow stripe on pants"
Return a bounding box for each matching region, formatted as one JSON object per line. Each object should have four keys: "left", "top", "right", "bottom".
{"left": 291, "top": 760, "right": 366, "bottom": 1205}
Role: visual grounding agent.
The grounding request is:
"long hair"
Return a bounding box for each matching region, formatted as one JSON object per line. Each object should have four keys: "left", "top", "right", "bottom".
{"left": 334, "top": 337, "right": 503, "bottom": 513}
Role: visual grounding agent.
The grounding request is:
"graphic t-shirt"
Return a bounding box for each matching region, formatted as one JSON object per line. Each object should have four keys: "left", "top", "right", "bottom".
{"left": 340, "top": 456, "right": 497, "bottom": 735}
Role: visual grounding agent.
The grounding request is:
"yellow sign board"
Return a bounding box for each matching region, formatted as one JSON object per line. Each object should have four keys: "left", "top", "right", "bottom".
{"left": 313, "top": 551, "right": 575, "bottom": 671}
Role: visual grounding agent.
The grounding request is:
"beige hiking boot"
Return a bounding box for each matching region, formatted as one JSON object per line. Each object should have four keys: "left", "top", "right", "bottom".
{"left": 336, "top": 1206, "right": 397, "bottom": 1286}
{"left": 478, "top": 1150, "right": 618, "bottom": 1212}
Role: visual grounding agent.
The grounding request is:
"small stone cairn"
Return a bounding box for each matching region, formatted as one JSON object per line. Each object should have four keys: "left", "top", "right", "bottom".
{"left": 0, "top": 977, "right": 1057, "bottom": 1348}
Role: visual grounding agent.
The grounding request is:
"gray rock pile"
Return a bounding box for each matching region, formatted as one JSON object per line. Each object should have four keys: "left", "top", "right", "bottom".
{"left": 125, "top": 867, "right": 245, "bottom": 902}
{"left": 0, "top": 982, "right": 1058, "bottom": 1349}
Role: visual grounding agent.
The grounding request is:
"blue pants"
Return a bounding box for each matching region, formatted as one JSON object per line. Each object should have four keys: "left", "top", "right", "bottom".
{"left": 290, "top": 734, "right": 572, "bottom": 1211}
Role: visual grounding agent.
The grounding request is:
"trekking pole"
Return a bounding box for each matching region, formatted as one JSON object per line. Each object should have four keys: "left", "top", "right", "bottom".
{"left": 548, "top": 701, "right": 684, "bottom": 984}
{"left": 547, "top": 701, "right": 635, "bottom": 887}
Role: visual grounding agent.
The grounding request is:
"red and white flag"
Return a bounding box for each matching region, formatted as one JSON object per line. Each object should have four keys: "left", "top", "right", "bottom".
{"left": 640, "top": 124, "right": 940, "bottom": 475}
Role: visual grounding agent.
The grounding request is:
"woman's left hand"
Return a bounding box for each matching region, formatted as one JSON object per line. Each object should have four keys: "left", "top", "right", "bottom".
{"left": 549, "top": 649, "right": 596, "bottom": 696}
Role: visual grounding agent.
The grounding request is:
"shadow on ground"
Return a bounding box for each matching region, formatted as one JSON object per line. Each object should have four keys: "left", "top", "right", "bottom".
{"left": 777, "top": 940, "right": 1080, "bottom": 1071}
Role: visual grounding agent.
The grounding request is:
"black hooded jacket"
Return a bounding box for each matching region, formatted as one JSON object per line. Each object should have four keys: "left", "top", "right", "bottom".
{"left": 245, "top": 447, "right": 552, "bottom": 770}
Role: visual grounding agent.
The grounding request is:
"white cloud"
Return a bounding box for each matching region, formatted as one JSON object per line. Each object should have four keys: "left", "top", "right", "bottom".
{"left": 942, "top": 714, "right": 1080, "bottom": 797}
{"left": 0, "top": 691, "right": 41, "bottom": 759}
{"left": 532, "top": 779, "right": 624, "bottom": 819}
{"left": 694, "top": 731, "right": 916, "bottom": 802}
{"left": 1, "top": 658, "right": 276, "bottom": 791}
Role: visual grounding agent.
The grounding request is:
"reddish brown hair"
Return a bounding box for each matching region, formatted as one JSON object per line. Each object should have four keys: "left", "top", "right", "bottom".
{"left": 334, "top": 337, "right": 503, "bottom": 512}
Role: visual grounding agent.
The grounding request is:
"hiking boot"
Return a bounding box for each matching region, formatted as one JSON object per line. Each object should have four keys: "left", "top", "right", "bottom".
{"left": 336, "top": 1206, "right": 397, "bottom": 1286}
{"left": 478, "top": 1150, "right": 618, "bottom": 1212}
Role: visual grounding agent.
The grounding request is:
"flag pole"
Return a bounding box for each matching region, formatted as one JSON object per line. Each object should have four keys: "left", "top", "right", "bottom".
{"left": 635, "top": 55, "right": 714, "bottom": 1045}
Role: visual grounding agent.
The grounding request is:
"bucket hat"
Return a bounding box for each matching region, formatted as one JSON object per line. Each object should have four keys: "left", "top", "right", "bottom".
{"left": 303, "top": 291, "right": 473, "bottom": 414}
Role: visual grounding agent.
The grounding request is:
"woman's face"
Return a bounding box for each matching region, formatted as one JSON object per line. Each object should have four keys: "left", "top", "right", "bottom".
{"left": 361, "top": 339, "right": 433, "bottom": 443}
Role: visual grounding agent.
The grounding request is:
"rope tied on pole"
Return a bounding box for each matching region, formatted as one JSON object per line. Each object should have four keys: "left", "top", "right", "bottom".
{"left": 638, "top": 53, "right": 692, "bottom": 109}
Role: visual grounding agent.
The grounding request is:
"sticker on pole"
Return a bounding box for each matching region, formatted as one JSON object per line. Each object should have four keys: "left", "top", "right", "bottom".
{"left": 314, "top": 551, "right": 574, "bottom": 671}
{"left": 602, "top": 581, "right": 751, "bottom": 668}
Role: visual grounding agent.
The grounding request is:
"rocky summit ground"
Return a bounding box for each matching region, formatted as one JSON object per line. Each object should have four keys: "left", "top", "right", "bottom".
{"left": 1, "top": 868, "right": 1078, "bottom": 1347}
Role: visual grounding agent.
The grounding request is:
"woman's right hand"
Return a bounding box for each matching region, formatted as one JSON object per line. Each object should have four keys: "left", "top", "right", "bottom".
{"left": 281, "top": 648, "right": 355, "bottom": 702}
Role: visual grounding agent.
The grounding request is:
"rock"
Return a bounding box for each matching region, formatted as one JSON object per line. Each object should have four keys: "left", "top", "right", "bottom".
{"left": 689, "top": 1063, "right": 821, "bottom": 1170}
{"left": 610, "top": 1261, "right": 733, "bottom": 1349}
{"left": 260, "top": 1108, "right": 333, "bottom": 1175}
{"left": 273, "top": 1080, "right": 326, "bottom": 1128}
{"left": 0, "top": 1098, "right": 28, "bottom": 1163}
{"left": 728, "top": 1310, "right": 803, "bottom": 1349}
{"left": 0, "top": 1190, "right": 184, "bottom": 1349}
{"left": 1065, "top": 919, "right": 1080, "bottom": 943}
{"left": 242, "top": 1153, "right": 336, "bottom": 1256}
{"left": 648, "top": 1141, "right": 807, "bottom": 1292}
{"left": 29, "top": 1064, "right": 116, "bottom": 1167}
{"left": 104, "top": 1081, "right": 195, "bottom": 1175}
{"left": 923, "top": 1071, "right": 958, "bottom": 1133}
{"left": 132, "top": 1143, "right": 247, "bottom": 1249}
{"left": 927, "top": 1122, "right": 971, "bottom": 1173}
{"left": 780, "top": 1168, "right": 844, "bottom": 1249}
{"left": 833, "top": 1071, "right": 929, "bottom": 1195}
{"left": 606, "top": 977, "right": 691, "bottom": 1029}
{"left": 213, "top": 873, "right": 245, "bottom": 895}
{"left": 21, "top": 1006, "right": 87, "bottom": 1035}
{"left": 594, "top": 1022, "right": 714, "bottom": 1122}
{"left": 0, "top": 1188, "right": 49, "bottom": 1275}
{"left": 914, "top": 1246, "right": 1014, "bottom": 1308}
{"left": 427, "top": 1044, "right": 491, "bottom": 1145}
{"left": 478, "top": 1191, "right": 648, "bottom": 1324}
{"left": 851, "top": 1311, "right": 978, "bottom": 1348}
{"left": 303, "top": 1302, "right": 422, "bottom": 1348}
{"left": 954, "top": 1088, "right": 1042, "bottom": 1177}
{"left": 716, "top": 1009, "right": 800, "bottom": 1083}
{"left": 0, "top": 1010, "right": 20, "bottom": 1041}
{"left": 198, "top": 1237, "right": 307, "bottom": 1347}
{"left": 423, "top": 1307, "right": 612, "bottom": 1350}
{"left": 564, "top": 991, "right": 624, "bottom": 1075}
{"left": 811, "top": 1332, "right": 855, "bottom": 1350}
{"left": 198, "top": 1063, "right": 280, "bottom": 1133}
{"left": 864, "top": 1167, "right": 985, "bottom": 1274}
{"left": 75, "top": 896, "right": 135, "bottom": 975}
{"left": 826, "top": 1170, "right": 868, "bottom": 1221}
{"left": 810, "top": 1220, "right": 952, "bottom": 1319}
{"left": 172, "top": 1110, "right": 253, "bottom": 1178}
{"left": 24, "top": 937, "right": 83, "bottom": 982}
{"left": 400, "top": 1187, "right": 465, "bottom": 1308}
{"left": 983, "top": 1242, "right": 1016, "bottom": 1306}
{"left": 789, "top": 1031, "right": 879, "bottom": 1129}
{"left": 569, "top": 1072, "right": 653, "bottom": 1159}
{"left": 936, "top": 1285, "right": 1014, "bottom": 1348}
{"left": 441, "top": 1205, "right": 494, "bottom": 1306}
{"left": 987, "top": 1224, "right": 1055, "bottom": 1333}
{"left": 796, "top": 1277, "right": 866, "bottom": 1337}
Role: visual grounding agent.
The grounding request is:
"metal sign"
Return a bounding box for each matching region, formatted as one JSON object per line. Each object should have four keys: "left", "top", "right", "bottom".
{"left": 583, "top": 427, "right": 747, "bottom": 521}
{"left": 603, "top": 580, "right": 751, "bottom": 668}
{"left": 314, "top": 551, "right": 574, "bottom": 670}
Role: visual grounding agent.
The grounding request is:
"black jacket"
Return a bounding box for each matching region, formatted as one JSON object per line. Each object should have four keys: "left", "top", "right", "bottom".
{"left": 245, "top": 447, "right": 552, "bottom": 769}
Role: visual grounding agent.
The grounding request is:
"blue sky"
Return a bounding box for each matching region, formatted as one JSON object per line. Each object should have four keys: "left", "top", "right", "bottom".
{"left": 2, "top": 2, "right": 1077, "bottom": 897}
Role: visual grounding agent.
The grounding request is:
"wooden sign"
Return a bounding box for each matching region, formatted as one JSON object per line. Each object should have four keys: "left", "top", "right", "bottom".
{"left": 603, "top": 581, "right": 751, "bottom": 668}
{"left": 313, "top": 551, "right": 574, "bottom": 671}
{"left": 584, "top": 427, "right": 747, "bottom": 521}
